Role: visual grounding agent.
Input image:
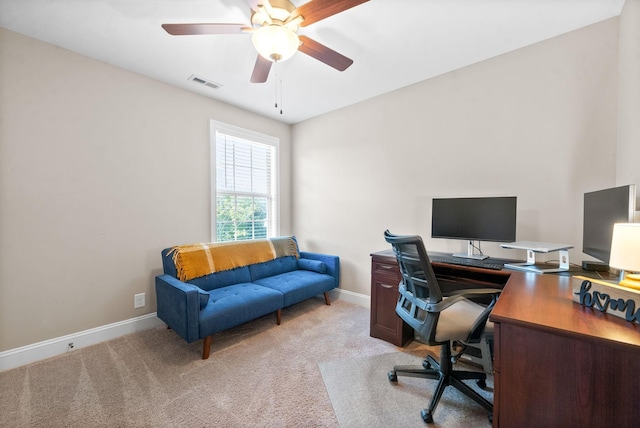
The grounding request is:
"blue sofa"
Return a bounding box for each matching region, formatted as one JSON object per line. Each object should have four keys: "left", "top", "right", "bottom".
{"left": 155, "top": 237, "right": 340, "bottom": 359}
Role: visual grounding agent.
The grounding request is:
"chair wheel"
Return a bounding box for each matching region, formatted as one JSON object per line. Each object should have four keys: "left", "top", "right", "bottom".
{"left": 422, "top": 360, "right": 432, "bottom": 370}
{"left": 421, "top": 409, "right": 434, "bottom": 424}
{"left": 388, "top": 371, "right": 397, "bottom": 382}
{"left": 477, "top": 378, "right": 487, "bottom": 389}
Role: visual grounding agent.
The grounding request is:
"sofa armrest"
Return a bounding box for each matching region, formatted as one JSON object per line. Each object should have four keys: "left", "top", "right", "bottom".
{"left": 299, "top": 252, "right": 340, "bottom": 288}
{"left": 155, "top": 274, "right": 201, "bottom": 343}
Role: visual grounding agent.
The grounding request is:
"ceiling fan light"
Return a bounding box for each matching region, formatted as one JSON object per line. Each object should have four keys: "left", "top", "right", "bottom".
{"left": 252, "top": 25, "right": 299, "bottom": 62}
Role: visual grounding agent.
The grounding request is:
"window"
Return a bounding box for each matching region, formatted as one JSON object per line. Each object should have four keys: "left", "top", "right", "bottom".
{"left": 211, "top": 121, "right": 279, "bottom": 242}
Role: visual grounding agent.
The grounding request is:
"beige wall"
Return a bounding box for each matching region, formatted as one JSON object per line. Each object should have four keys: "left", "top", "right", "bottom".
{"left": 2, "top": 8, "right": 636, "bottom": 352}
{"left": 618, "top": 0, "right": 640, "bottom": 192}
{"left": 0, "top": 29, "right": 291, "bottom": 351}
{"left": 291, "top": 18, "right": 620, "bottom": 297}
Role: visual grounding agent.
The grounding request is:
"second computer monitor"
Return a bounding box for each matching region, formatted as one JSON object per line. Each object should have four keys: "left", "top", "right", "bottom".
{"left": 431, "top": 196, "right": 517, "bottom": 259}
{"left": 583, "top": 184, "right": 636, "bottom": 267}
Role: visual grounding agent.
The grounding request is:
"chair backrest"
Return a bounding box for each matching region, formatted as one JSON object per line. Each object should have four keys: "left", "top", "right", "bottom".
{"left": 384, "top": 230, "right": 443, "bottom": 344}
{"left": 384, "top": 230, "right": 499, "bottom": 347}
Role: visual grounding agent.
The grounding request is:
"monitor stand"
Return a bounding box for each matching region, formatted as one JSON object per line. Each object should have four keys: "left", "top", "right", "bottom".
{"left": 501, "top": 241, "right": 573, "bottom": 273}
{"left": 582, "top": 260, "right": 609, "bottom": 272}
{"left": 452, "top": 240, "right": 489, "bottom": 260}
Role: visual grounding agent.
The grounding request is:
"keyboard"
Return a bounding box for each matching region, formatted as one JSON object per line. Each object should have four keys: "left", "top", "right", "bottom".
{"left": 430, "top": 256, "right": 504, "bottom": 271}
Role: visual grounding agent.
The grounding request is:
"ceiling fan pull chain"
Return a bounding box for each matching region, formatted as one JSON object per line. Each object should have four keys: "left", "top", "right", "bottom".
{"left": 280, "top": 78, "right": 283, "bottom": 115}
{"left": 272, "top": 62, "right": 283, "bottom": 114}
{"left": 274, "top": 64, "right": 279, "bottom": 109}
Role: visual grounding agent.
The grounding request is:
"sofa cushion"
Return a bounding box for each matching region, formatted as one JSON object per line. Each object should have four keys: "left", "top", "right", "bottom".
{"left": 253, "top": 270, "right": 336, "bottom": 307}
{"left": 198, "top": 283, "right": 284, "bottom": 334}
{"left": 161, "top": 248, "right": 178, "bottom": 277}
{"left": 297, "top": 258, "right": 327, "bottom": 274}
{"left": 188, "top": 266, "right": 252, "bottom": 292}
{"left": 197, "top": 288, "right": 210, "bottom": 309}
{"left": 249, "top": 255, "right": 298, "bottom": 281}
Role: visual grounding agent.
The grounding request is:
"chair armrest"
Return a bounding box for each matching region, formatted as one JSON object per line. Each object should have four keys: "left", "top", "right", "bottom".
{"left": 155, "top": 274, "right": 201, "bottom": 343}
{"left": 299, "top": 252, "right": 340, "bottom": 288}
{"left": 446, "top": 288, "right": 502, "bottom": 297}
{"left": 400, "top": 284, "right": 500, "bottom": 313}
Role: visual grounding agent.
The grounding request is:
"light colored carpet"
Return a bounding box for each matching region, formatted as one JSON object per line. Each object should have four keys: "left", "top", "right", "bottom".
{"left": 320, "top": 351, "right": 493, "bottom": 428}
{"left": 0, "top": 297, "right": 493, "bottom": 427}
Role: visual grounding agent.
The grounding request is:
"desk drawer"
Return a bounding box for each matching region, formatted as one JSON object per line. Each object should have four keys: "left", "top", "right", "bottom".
{"left": 370, "top": 253, "right": 412, "bottom": 346}
{"left": 372, "top": 261, "right": 400, "bottom": 279}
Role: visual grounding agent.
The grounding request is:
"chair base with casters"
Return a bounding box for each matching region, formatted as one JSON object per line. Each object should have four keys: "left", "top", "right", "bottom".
{"left": 388, "top": 345, "right": 492, "bottom": 424}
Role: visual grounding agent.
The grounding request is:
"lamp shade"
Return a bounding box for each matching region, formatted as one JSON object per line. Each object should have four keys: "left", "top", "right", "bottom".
{"left": 252, "top": 25, "right": 299, "bottom": 62}
{"left": 609, "top": 223, "right": 640, "bottom": 272}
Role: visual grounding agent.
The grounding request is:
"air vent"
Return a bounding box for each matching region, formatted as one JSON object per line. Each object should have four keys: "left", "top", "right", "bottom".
{"left": 188, "top": 75, "right": 222, "bottom": 90}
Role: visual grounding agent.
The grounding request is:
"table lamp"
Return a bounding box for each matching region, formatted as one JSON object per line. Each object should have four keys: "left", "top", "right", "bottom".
{"left": 609, "top": 223, "right": 640, "bottom": 290}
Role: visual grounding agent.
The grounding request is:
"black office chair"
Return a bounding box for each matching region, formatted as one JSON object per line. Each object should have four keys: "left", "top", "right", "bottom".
{"left": 384, "top": 230, "right": 501, "bottom": 424}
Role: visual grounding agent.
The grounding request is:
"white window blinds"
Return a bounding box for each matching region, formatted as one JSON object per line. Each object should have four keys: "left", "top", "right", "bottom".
{"left": 211, "top": 122, "right": 278, "bottom": 242}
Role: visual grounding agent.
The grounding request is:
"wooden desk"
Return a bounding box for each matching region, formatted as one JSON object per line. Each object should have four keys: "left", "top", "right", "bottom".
{"left": 490, "top": 271, "right": 640, "bottom": 427}
{"left": 370, "top": 250, "right": 510, "bottom": 346}
{"left": 370, "top": 250, "right": 413, "bottom": 346}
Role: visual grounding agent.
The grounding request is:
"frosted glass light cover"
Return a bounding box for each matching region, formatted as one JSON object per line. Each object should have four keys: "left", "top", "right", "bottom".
{"left": 252, "top": 25, "right": 299, "bottom": 62}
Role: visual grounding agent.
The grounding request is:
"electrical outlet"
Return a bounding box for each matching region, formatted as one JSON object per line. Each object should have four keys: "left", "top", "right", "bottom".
{"left": 68, "top": 342, "right": 74, "bottom": 350}
{"left": 134, "top": 293, "right": 145, "bottom": 309}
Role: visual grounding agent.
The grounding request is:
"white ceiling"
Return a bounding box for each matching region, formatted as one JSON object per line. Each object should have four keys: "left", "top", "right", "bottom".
{"left": 0, "top": 0, "right": 626, "bottom": 124}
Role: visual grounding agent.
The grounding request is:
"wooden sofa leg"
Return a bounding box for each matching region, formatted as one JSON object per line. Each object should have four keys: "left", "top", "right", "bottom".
{"left": 202, "top": 335, "right": 212, "bottom": 359}
{"left": 276, "top": 309, "right": 282, "bottom": 325}
{"left": 324, "top": 292, "right": 331, "bottom": 305}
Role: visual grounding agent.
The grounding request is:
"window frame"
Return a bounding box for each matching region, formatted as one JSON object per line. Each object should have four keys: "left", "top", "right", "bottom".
{"left": 210, "top": 120, "right": 280, "bottom": 242}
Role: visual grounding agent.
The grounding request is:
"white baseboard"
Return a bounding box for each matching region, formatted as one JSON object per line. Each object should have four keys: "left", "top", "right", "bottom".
{"left": 0, "top": 313, "right": 164, "bottom": 372}
{"left": 330, "top": 288, "right": 370, "bottom": 308}
{"left": 0, "top": 291, "right": 369, "bottom": 373}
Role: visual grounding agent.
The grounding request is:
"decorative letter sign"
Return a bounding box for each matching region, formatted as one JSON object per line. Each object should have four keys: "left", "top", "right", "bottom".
{"left": 572, "top": 276, "right": 640, "bottom": 324}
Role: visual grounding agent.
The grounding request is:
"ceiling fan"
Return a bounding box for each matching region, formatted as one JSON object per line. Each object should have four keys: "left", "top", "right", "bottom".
{"left": 162, "top": 0, "right": 369, "bottom": 83}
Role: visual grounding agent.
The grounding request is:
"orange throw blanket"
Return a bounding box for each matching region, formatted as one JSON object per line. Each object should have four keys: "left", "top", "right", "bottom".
{"left": 169, "top": 237, "right": 299, "bottom": 281}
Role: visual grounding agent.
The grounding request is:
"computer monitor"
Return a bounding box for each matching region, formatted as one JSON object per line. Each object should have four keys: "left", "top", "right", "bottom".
{"left": 582, "top": 184, "right": 636, "bottom": 269}
{"left": 431, "top": 196, "right": 517, "bottom": 260}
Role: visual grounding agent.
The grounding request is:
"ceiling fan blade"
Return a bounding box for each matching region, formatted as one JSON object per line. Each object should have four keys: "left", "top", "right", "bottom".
{"left": 298, "top": 35, "right": 353, "bottom": 71}
{"left": 293, "top": 0, "right": 369, "bottom": 27}
{"left": 162, "top": 23, "right": 246, "bottom": 35}
{"left": 250, "top": 55, "right": 273, "bottom": 83}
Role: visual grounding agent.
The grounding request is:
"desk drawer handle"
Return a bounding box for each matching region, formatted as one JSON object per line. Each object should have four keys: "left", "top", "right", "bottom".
{"left": 380, "top": 283, "right": 394, "bottom": 289}
{"left": 379, "top": 264, "right": 395, "bottom": 270}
